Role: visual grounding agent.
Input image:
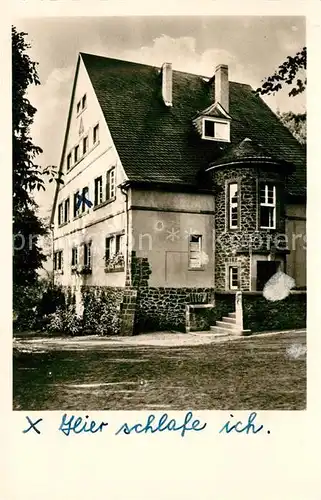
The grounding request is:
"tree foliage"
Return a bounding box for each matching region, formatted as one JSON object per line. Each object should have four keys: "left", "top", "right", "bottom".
{"left": 256, "top": 47, "right": 306, "bottom": 97}
{"left": 12, "top": 27, "right": 62, "bottom": 287}
{"left": 277, "top": 111, "right": 306, "bottom": 145}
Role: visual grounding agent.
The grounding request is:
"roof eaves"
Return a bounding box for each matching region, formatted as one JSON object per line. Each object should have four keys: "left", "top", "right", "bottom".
{"left": 50, "top": 54, "right": 82, "bottom": 226}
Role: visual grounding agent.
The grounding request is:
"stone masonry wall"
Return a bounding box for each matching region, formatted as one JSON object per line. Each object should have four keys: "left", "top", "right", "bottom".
{"left": 213, "top": 165, "right": 287, "bottom": 291}
{"left": 134, "top": 286, "right": 216, "bottom": 333}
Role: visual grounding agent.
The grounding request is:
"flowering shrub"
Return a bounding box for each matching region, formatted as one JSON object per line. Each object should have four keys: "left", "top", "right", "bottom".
{"left": 82, "top": 287, "right": 122, "bottom": 335}
{"left": 47, "top": 305, "right": 82, "bottom": 336}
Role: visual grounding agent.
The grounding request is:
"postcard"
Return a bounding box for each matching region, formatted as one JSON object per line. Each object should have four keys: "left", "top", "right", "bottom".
{"left": 2, "top": 1, "right": 320, "bottom": 499}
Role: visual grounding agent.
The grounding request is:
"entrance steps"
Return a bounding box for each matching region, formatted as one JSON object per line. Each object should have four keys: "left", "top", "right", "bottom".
{"left": 210, "top": 312, "right": 243, "bottom": 336}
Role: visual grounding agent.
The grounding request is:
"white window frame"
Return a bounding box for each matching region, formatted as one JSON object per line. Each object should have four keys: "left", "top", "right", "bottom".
{"left": 228, "top": 182, "right": 239, "bottom": 229}
{"left": 73, "top": 190, "right": 80, "bottom": 218}
{"left": 54, "top": 250, "right": 63, "bottom": 271}
{"left": 71, "top": 247, "right": 78, "bottom": 266}
{"left": 58, "top": 203, "right": 63, "bottom": 226}
{"left": 260, "top": 183, "right": 276, "bottom": 229}
{"left": 81, "top": 186, "right": 89, "bottom": 213}
{"left": 93, "top": 123, "right": 99, "bottom": 144}
{"left": 115, "top": 234, "right": 123, "bottom": 254}
{"left": 83, "top": 135, "right": 88, "bottom": 155}
{"left": 64, "top": 198, "right": 70, "bottom": 223}
{"left": 202, "top": 117, "right": 230, "bottom": 142}
{"left": 81, "top": 94, "right": 87, "bottom": 110}
{"left": 105, "top": 236, "right": 113, "bottom": 262}
{"left": 188, "top": 234, "right": 203, "bottom": 270}
{"left": 74, "top": 144, "right": 79, "bottom": 163}
{"left": 106, "top": 167, "right": 116, "bottom": 200}
{"left": 67, "top": 152, "right": 72, "bottom": 170}
{"left": 83, "top": 242, "right": 92, "bottom": 268}
{"left": 229, "top": 266, "right": 239, "bottom": 290}
{"left": 94, "top": 176, "right": 103, "bottom": 206}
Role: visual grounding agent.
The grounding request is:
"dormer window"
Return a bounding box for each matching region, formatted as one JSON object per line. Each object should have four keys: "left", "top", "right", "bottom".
{"left": 202, "top": 118, "right": 230, "bottom": 142}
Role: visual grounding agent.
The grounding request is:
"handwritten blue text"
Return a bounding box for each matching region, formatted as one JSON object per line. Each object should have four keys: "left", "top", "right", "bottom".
{"left": 116, "top": 411, "right": 206, "bottom": 437}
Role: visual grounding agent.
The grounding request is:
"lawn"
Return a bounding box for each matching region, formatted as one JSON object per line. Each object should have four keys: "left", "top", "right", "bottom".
{"left": 13, "top": 330, "right": 306, "bottom": 411}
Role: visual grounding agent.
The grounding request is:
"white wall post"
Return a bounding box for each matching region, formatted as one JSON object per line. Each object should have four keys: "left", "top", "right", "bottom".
{"left": 235, "top": 291, "right": 243, "bottom": 332}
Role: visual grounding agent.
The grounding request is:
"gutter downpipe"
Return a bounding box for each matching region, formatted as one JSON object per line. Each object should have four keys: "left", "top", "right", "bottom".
{"left": 50, "top": 222, "right": 55, "bottom": 287}
{"left": 213, "top": 196, "right": 216, "bottom": 300}
{"left": 120, "top": 181, "right": 131, "bottom": 287}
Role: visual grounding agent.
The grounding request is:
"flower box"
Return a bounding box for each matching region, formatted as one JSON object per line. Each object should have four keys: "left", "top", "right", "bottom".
{"left": 105, "top": 253, "right": 125, "bottom": 273}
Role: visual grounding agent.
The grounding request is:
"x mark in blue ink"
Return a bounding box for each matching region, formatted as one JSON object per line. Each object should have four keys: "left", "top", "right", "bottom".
{"left": 75, "top": 193, "right": 93, "bottom": 210}
{"left": 23, "top": 416, "right": 43, "bottom": 435}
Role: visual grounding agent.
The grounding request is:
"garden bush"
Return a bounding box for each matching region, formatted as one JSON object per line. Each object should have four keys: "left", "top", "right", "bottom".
{"left": 13, "top": 280, "right": 67, "bottom": 332}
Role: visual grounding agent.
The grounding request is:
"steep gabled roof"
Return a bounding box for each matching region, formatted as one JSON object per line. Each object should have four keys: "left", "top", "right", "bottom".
{"left": 81, "top": 52, "right": 306, "bottom": 198}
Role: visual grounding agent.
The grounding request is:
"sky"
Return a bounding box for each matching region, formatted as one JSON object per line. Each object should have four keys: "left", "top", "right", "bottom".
{"left": 15, "top": 16, "right": 306, "bottom": 217}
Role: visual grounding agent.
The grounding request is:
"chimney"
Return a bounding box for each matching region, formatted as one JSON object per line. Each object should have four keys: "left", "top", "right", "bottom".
{"left": 162, "top": 62, "right": 172, "bottom": 107}
{"left": 214, "top": 64, "right": 229, "bottom": 113}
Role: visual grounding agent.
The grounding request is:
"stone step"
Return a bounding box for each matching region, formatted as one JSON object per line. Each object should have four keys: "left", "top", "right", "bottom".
{"left": 209, "top": 326, "right": 232, "bottom": 336}
{"left": 222, "top": 316, "right": 237, "bottom": 324}
{"left": 228, "top": 312, "right": 236, "bottom": 319}
{"left": 216, "top": 320, "right": 239, "bottom": 330}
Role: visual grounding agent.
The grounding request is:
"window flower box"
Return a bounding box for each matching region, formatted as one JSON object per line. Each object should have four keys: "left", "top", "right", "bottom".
{"left": 105, "top": 253, "right": 125, "bottom": 273}
{"left": 79, "top": 265, "right": 92, "bottom": 275}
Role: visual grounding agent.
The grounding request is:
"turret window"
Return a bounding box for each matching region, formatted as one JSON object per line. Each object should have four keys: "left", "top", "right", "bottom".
{"left": 228, "top": 182, "right": 239, "bottom": 229}
{"left": 260, "top": 183, "right": 276, "bottom": 229}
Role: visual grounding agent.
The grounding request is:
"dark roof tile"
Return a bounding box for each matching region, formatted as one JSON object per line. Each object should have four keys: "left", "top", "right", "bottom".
{"left": 81, "top": 52, "right": 306, "bottom": 198}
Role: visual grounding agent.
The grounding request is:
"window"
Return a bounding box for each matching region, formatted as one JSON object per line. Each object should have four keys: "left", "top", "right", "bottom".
{"left": 106, "top": 168, "right": 115, "bottom": 200}
{"left": 203, "top": 119, "right": 230, "bottom": 141}
{"left": 83, "top": 242, "right": 91, "bottom": 268}
{"left": 58, "top": 203, "right": 63, "bottom": 226}
{"left": 204, "top": 120, "right": 215, "bottom": 138}
{"left": 105, "top": 236, "right": 113, "bottom": 261}
{"left": 74, "top": 145, "right": 79, "bottom": 163}
{"left": 115, "top": 234, "right": 123, "bottom": 254}
{"left": 71, "top": 247, "right": 78, "bottom": 266}
{"left": 73, "top": 191, "right": 80, "bottom": 218}
{"left": 82, "top": 94, "right": 87, "bottom": 110}
{"left": 81, "top": 186, "right": 89, "bottom": 213}
{"left": 229, "top": 266, "right": 239, "bottom": 290}
{"left": 260, "top": 183, "right": 276, "bottom": 229}
{"left": 54, "top": 250, "right": 63, "bottom": 271}
{"left": 83, "top": 136, "right": 88, "bottom": 155}
{"left": 214, "top": 122, "right": 229, "bottom": 140}
{"left": 93, "top": 124, "right": 99, "bottom": 144}
{"left": 228, "top": 183, "right": 239, "bottom": 229}
{"left": 188, "top": 235, "right": 202, "bottom": 269}
{"left": 76, "top": 101, "right": 81, "bottom": 114}
{"left": 64, "top": 198, "right": 70, "bottom": 223}
{"left": 94, "top": 176, "right": 103, "bottom": 206}
{"left": 67, "top": 153, "right": 72, "bottom": 170}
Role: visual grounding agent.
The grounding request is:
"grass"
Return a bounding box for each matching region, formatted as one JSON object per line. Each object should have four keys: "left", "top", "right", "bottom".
{"left": 13, "top": 330, "right": 306, "bottom": 411}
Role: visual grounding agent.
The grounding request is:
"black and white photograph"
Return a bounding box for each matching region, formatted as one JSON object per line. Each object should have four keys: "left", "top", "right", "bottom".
{"left": 12, "top": 15, "right": 307, "bottom": 411}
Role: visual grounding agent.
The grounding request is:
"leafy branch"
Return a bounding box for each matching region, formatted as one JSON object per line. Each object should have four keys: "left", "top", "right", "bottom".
{"left": 256, "top": 47, "right": 306, "bottom": 97}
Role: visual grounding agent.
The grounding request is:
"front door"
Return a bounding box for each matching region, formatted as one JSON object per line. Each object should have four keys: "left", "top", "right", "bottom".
{"left": 256, "top": 261, "right": 279, "bottom": 291}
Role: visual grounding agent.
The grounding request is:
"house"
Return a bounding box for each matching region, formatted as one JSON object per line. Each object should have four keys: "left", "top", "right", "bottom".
{"left": 50, "top": 53, "right": 306, "bottom": 335}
